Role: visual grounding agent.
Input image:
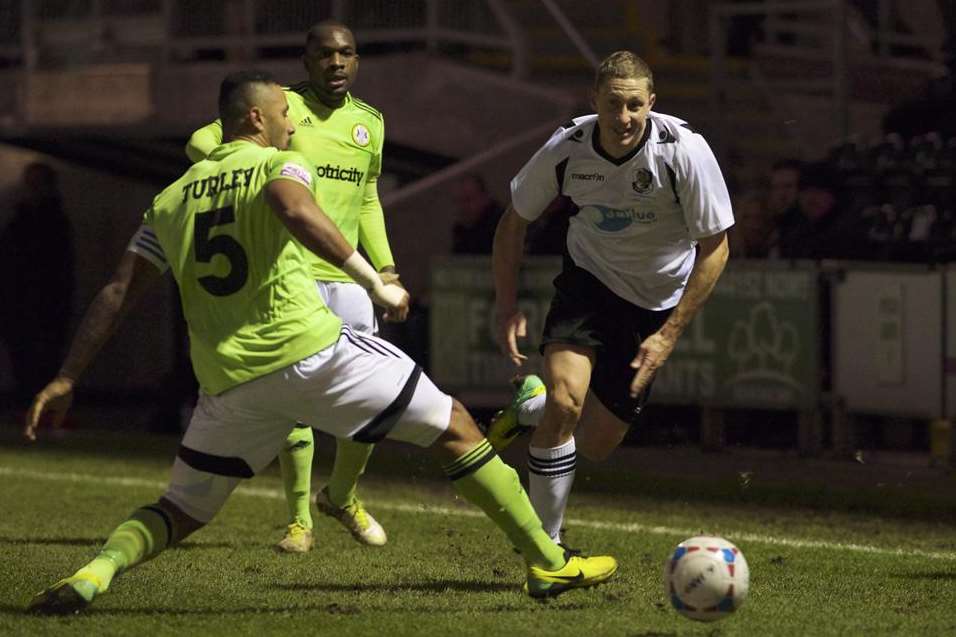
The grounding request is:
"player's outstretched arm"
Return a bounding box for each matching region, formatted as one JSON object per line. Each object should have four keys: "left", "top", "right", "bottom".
{"left": 266, "top": 179, "right": 408, "bottom": 321}
{"left": 630, "top": 231, "right": 729, "bottom": 397}
{"left": 24, "top": 251, "right": 163, "bottom": 441}
{"left": 492, "top": 205, "right": 531, "bottom": 366}
{"left": 184, "top": 120, "right": 224, "bottom": 163}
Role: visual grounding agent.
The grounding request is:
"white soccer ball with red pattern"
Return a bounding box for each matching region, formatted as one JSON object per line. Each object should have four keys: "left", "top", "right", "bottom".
{"left": 664, "top": 535, "right": 749, "bottom": 622}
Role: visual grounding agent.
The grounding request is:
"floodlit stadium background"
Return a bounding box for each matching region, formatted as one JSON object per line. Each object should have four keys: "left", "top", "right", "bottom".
{"left": 0, "top": 1, "right": 954, "bottom": 505}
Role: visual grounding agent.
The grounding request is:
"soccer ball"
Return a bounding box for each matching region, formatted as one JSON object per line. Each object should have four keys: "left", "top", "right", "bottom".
{"left": 663, "top": 535, "right": 749, "bottom": 622}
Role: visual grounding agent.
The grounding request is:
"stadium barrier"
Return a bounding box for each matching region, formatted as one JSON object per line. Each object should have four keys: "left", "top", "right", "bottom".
{"left": 832, "top": 264, "right": 943, "bottom": 419}
{"left": 940, "top": 266, "right": 956, "bottom": 466}
{"left": 430, "top": 256, "right": 953, "bottom": 463}
{"left": 831, "top": 263, "right": 950, "bottom": 464}
{"left": 947, "top": 266, "right": 956, "bottom": 423}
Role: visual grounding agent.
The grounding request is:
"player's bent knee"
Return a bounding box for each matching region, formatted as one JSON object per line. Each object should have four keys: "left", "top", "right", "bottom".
{"left": 160, "top": 488, "right": 228, "bottom": 532}
{"left": 447, "top": 399, "right": 481, "bottom": 434}
{"left": 164, "top": 458, "right": 243, "bottom": 531}
{"left": 433, "top": 399, "right": 483, "bottom": 457}
{"left": 546, "top": 382, "right": 586, "bottom": 425}
{"left": 156, "top": 496, "right": 207, "bottom": 544}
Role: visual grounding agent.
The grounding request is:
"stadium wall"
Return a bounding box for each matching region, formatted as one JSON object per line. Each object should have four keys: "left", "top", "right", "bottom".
{"left": 0, "top": 143, "right": 175, "bottom": 397}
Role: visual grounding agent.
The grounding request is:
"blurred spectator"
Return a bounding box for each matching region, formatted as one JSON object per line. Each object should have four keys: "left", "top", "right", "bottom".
{"left": 525, "top": 196, "right": 574, "bottom": 255}
{"left": 0, "top": 162, "right": 74, "bottom": 408}
{"left": 768, "top": 159, "right": 805, "bottom": 256}
{"left": 768, "top": 159, "right": 803, "bottom": 220}
{"left": 451, "top": 174, "right": 503, "bottom": 255}
{"left": 728, "top": 191, "right": 777, "bottom": 258}
{"left": 857, "top": 132, "right": 956, "bottom": 262}
{"left": 778, "top": 162, "right": 866, "bottom": 260}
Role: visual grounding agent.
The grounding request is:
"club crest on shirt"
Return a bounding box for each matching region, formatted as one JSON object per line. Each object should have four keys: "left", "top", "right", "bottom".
{"left": 632, "top": 167, "right": 653, "bottom": 194}
{"left": 351, "top": 123, "right": 371, "bottom": 147}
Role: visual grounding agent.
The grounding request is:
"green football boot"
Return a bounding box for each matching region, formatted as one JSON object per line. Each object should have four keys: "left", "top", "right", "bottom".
{"left": 27, "top": 571, "right": 103, "bottom": 615}
{"left": 316, "top": 486, "right": 387, "bottom": 546}
{"left": 525, "top": 553, "right": 618, "bottom": 599}
{"left": 486, "top": 375, "right": 546, "bottom": 451}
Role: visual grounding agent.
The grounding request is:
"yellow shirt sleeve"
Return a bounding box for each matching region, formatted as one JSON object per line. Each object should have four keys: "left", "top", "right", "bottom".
{"left": 357, "top": 117, "right": 393, "bottom": 270}
{"left": 185, "top": 120, "right": 224, "bottom": 163}
{"left": 358, "top": 181, "right": 394, "bottom": 270}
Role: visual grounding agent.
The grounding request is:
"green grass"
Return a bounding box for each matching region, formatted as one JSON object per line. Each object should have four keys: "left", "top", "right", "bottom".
{"left": 1, "top": 427, "right": 955, "bottom": 636}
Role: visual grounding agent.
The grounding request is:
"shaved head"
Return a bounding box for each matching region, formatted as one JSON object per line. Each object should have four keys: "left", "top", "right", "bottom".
{"left": 218, "top": 69, "right": 294, "bottom": 149}
{"left": 218, "top": 70, "right": 280, "bottom": 125}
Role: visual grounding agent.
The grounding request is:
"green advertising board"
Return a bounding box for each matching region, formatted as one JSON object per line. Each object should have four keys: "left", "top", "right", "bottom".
{"left": 429, "top": 256, "right": 559, "bottom": 403}
{"left": 653, "top": 262, "right": 820, "bottom": 409}
{"left": 430, "top": 257, "right": 820, "bottom": 409}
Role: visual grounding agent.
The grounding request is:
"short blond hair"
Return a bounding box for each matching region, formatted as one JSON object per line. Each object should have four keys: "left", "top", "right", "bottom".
{"left": 594, "top": 51, "right": 654, "bottom": 93}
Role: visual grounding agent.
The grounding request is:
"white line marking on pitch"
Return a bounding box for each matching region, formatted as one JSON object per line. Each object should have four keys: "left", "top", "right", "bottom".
{"left": 2, "top": 465, "right": 954, "bottom": 562}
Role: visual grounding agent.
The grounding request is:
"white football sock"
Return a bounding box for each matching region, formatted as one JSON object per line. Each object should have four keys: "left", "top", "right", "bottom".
{"left": 527, "top": 438, "right": 576, "bottom": 544}
{"left": 516, "top": 393, "right": 546, "bottom": 427}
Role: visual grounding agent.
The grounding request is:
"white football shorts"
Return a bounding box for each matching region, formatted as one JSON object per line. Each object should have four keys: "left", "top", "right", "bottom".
{"left": 164, "top": 324, "right": 451, "bottom": 522}
{"left": 316, "top": 280, "right": 377, "bottom": 335}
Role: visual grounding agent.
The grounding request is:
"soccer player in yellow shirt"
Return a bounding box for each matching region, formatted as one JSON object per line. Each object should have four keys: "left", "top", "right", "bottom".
{"left": 187, "top": 21, "right": 395, "bottom": 552}
{"left": 24, "top": 70, "right": 617, "bottom": 614}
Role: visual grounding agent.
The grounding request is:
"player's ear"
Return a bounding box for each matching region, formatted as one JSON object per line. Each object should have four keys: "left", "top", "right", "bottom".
{"left": 648, "top": 93, "right": 656, "bottom": 110}
{"left": 249, "top": 105, "right": 265, "bottom": 132}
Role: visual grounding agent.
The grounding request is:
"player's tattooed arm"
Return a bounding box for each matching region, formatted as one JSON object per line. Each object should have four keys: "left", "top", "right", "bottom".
{"left": 24, "top": 251, "right": 162, "bottom": 440}
{"left": 630, "top": 231, "right": 729, "bottom": 396}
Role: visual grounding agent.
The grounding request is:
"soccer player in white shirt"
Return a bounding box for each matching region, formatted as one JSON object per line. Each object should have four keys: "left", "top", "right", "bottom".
{"left": 490, "top": 51, "right": 734, "bottom": 545}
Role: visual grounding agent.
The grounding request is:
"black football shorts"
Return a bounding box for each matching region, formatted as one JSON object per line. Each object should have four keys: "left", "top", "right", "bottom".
{"left": 540, "top": 255, "right": 672, "bottom": 424}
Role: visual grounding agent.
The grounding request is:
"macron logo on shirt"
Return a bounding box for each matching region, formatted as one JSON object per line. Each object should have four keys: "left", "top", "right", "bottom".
{"left": 570, "top": 172, "right": 606, "bottom": 182}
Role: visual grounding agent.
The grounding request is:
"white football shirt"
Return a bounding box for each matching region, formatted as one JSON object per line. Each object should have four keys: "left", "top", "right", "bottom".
{"left": 511, "top": 112, "right": 734, "bottom": 310}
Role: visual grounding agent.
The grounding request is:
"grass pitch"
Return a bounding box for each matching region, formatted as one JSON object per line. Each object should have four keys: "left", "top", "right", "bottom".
{"left": 1, "top": 427, "right": 954, "bottom": 636}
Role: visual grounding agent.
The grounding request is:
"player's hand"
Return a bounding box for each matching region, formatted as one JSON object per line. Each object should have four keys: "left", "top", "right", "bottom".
{"left": 372, "top": 282, "right": 410, "bottom": 323}
{"left": 377, "top": 273, "right": 410, "bottom": 322}
{"left": 495, "top": 308, "right": 528, "bottom": 366}
{"left": 629, "top": 331, "right": 677, "bottom": 398}
{"left": 24, "top": 376, "right": 75, "bottom": 442}
{"left": 379, "top": 271, "right": 401, "bottom": 287}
